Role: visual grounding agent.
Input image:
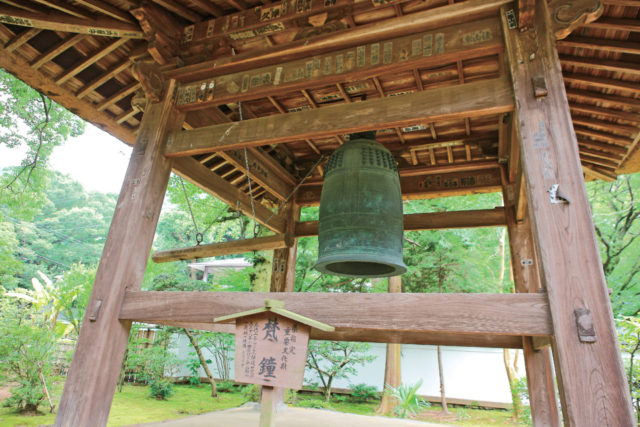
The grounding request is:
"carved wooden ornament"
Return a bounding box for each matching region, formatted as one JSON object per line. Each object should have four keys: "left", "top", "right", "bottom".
{"left": 549, "top": 0, "right": 603, "bottom": 39}
{"left": 131, "top": 61, "right": 165, "bottom": 103}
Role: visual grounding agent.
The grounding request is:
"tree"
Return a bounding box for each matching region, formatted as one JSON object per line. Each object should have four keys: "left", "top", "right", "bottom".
{"left": 0, "top": 293, "right": 57, "bottom": 413}
{"left": 589, "top": 175, "right": 640, "bottom": 317}
{"left": 305, "top": 340, "right": 376, "bottom": 401}
{"left": 617, "top": 316, "right": 640, "bottom": 423}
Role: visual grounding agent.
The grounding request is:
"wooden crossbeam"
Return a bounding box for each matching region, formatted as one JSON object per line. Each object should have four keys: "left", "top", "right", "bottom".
{"left": 76, "top": 58, "right": 132, "bottom": 99}
{"left": 561, "top": 54, "right": 640, "bottom": 76}
{"left": 558, "top": 36, "right": 640, "bottom": 56}
{"left": 120, "top": 291, "right": 552, "bottom": 345}
{"left": 3, "top": 27, "right": 40, "bottom": 52}
{"left": 30, "top": 0, "right": 91, "bottom": 19}
{"left": 73, "top": 0, "right": 137, "bottom": 24}
{"left": 0, "top": 4, "right": 144, "bottom": 38}
{"left": 152, "top": 234, "right": 292, "bottom": 263}
{"left": 294, "top": 207, "right": 506, "bottom": 237}
{"left": 172, "top": 157, "right": 286, "bottom": 233}
{"left": 564, "top": 73, "right": 640, "bottom": 95}
{"left": 174, "top": 17, "right": 502, "bottom": 111}
{"left": 97, "top": 82, "right": 140, "bottom": 111}
{"left": 31, "top": 34, "right": 86, "bottom": 70}
{"left": 165, "top": 77, "right": 514, "bottom": 157}
{"left": 168, "top": 0, "right": 510, "bottom": 81}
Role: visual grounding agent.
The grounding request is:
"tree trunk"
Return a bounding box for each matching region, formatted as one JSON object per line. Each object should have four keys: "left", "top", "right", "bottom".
{"left": 503, "top": 348, "right": 522, "bottom": 420}
{"left": 437, "top": 345, "right": 448, "bottom": 413}
{"left": 184, "top": 328, "right": 217, "bottom": 397}
{"left": 376, "top": 276, "right": 403, "bottom": 415}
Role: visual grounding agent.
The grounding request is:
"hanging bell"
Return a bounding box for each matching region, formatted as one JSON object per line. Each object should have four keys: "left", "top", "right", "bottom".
{"left": 314, "top": 132, "right": 406, "bottom": 278}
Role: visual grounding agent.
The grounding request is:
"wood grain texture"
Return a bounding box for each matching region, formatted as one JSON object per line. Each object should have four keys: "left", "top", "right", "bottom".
{"left": 165, "top": 77, "right": 514, "bottom": 156}
{"left": 294, "top": 208, "right": 506, "bottom": 237}
{"left": 270, "top": 203, "right": 299, "bottom": 292}
{"left": 152, "top": 234, "right": 292, "bottom": 263}
{"left": 120, "top": 291, "right": 552, "bottom": 337}
{"left": 172, "top": 157, "right": 286, "bottom": 233}
{"left": 55, "top": 83, "right": 184, "bottom": 427}
{"left": 502, "top": 2, "right": 634, "bottom": 425}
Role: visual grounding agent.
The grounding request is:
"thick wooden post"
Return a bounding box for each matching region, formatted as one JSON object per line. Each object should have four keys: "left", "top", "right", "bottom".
{"left": 502, "top": 1, "right": 634, "bottom": 425}
{"left": 55, "top": 81, "right": 184, "bottom": 427}
{"left": 376, "top": 276, "right": 403, "bottom": 414}
{"left": 270, "top": 203, "right": 300, "bottom": 292}
{"left": 504, "top": 203, "right": 560, "bottom": 426}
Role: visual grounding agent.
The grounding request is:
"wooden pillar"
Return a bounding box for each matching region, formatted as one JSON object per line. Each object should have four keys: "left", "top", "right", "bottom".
{"left": 55, "top": 81, "right": 184, "bottom": 427}
{"left": 502, "top": 1, "right": 634, "bottom": 425}
{"left": 270, "top": 203, "right": 300, "bottom": 292}
{"left": 505, "top": 202, "right": 560, "bottom": 426}
{"left": 376, "top": 275, "right": 403, "bottom": 414}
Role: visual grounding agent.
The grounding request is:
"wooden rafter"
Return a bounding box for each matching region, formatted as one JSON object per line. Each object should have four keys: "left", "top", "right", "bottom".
{"left": 0, "top": 4, "right": 144, "bottom": 38}
{"left": 56, "top": 38, "right": 131, "bottom": 85}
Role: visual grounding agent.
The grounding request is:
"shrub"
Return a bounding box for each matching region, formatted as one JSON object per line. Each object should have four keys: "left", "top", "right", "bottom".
{"left": 242, "top": 384, "right": 261, "bottom": 402}
{"left": 217, "top": 380, "right": 235, "bottom": 393}
{"left": 297, "top": 399, "right": 329, "bottom": 409}
{"left": 350, "top": 383, "right": 378, "bottom": 402}
{"left": 385, "top": 380, "right": 430, "bottom": 418}
{"left": 149, "top": 377, "right": 173, "bottom": 400}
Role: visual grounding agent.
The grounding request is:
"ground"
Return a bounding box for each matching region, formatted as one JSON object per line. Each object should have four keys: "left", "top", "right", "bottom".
{"left": 0, "top": 382, "right": 522, "bottom": 427}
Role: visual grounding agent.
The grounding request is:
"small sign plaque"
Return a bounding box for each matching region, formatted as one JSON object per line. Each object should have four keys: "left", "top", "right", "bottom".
{"left": 235, "top": 313, "right": 310, "bottom": 389}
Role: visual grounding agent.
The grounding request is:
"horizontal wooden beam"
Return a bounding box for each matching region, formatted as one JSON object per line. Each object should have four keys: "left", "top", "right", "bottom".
{"left": 152, "top": 234, "right": 292, "bottom": 263}
{"left": 159, "top": 321, "right": 525, "bottom": 349}
{"left": 175, "top": 17, "right": 502, "bottom": 110}
{"left": 295, "top": 207, "right": 506, "bottom": 237}
{"left": 172, "top": 157, "right": 286, "bottom": 233}
{"left": 166, "top": 77, "right": 514, "bottom": 156}
{"left": 0, "top": 4, "right": 144, "bottom": 38}
{"left": 120, "top": 291, "right": 552, "bottom": 345}
{"left": 296, "top": 167, "right": 502, "bottom": 206}
{"left": 168, "top": 0, "right": 510, "bottom": 81}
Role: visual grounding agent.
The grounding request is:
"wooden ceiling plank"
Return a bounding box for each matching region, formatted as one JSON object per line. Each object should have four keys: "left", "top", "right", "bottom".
{"left": 558, "top": 36, "right": 640, "bottom": 55}
{"left": 579, "top": 146, "right": 623, "bottom": 161}
{"left": 97, "top": 81, "right": 140, "bottom": 111}
{"left": 169, "top": 0, "right": 510, "bottom": 81}
{"left": 0, "top": 41, "right": 136, "bottom": 145}
{"left": 173, "top": 157, "right": 286, "bottom": 233}
{"left": 584, "top": 17, "right": 640, "bottom": 32}
{"left": 580, "top": 153, "right": 620, "bottom": 169}
{"left": 561, "top": 55, "right": 640, "bottom": 76}
{"left": 0, "top": 4, "right": 144, "bottom": 38}
{"left": 1, "top": 0, "right": 39, "bottom": 13}
{"left": 575, "top": 127, "right": 633, "bottom": 147}
{"left": 31, "top": 34, "right": 87, "bottom": 70}
{"left": 3, "top": 27, "right": 40, "bottom": 52}
{"left": 565, "top": 88, "right": 640, "bottom": 110}
{"left": 153, "top": 0, "right": 202, "bottom": 22}
{"left": 73, "top": 0, "right": 137, "bottom": 24}
{"left": 166, "top": 77, "right": 514, "bottom": 156}
{"left": 572, "top": 117, "right": 638, "bottom": 136}
{"left": 570, "top": 103, "right": 640, "bottom": 123}
{"left": 30, "top": 0, "right": 91, "bottom": 19}
{"left": 56, "top": 38, "right": 130, "bottom": 85}
{"left": 579, "top": 140, "right": 628, "bottom": 156}
{"left": 188, "top": 0, "right": 223, "bottom": 17}
{"left": 564, "top": 73, "right": 640, "bottom": 95}
{"left": 582, "top": 164, "right": 616, "bottom": 182}
{"left": 120, "top": 291, "right": 552, "bottom": 337}
{"left": 76, "top": 57, "right": 132, "bottom": 99}
{"left": 115, "top": 108, "right": 138, "bottom": 124}
{"left": 225, "top": 0, "right": 248, "bottom": 11}
{"left": 175, "top": 17, "right": 502, "bottom": 110}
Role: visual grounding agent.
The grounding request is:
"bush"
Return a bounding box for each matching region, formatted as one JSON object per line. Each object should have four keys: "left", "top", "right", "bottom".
{"left": 350, "top": 383, "right": 378, "bottom": 402}
{"left": 217, "top": 380, "right": 235, "bottom": 393}
{"left": 149, "top": 377, "right": 173, "bottom": 400}
{"left": 297, "top": 398, "right": 329, "bottom": 409}
{"left": 242, "top": 384, "right": 261, "bottom": 402}
{"left": 386, "top": 380, "right": 430, "bottom": 418}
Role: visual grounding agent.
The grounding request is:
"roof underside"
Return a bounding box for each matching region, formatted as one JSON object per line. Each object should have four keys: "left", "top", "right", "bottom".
{"left": 0, "top": 0, "right": 638, "bottom": 208}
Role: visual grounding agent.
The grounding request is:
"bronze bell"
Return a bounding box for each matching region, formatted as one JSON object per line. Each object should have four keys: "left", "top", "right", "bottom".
{"left": 314, "top": 132, "right": 406, "bottom": 278}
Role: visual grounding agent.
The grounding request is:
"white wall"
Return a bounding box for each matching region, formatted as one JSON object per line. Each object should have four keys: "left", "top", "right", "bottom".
{"left": 172, "top": 336, "right": 525, "bottom": 404}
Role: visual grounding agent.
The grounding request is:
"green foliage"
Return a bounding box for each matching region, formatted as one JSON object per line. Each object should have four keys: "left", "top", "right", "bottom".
{"left": 186, "top": 357, "right": 203, "bottom": 385}
{"left": 241, "top": 384, "right": 261, "bottom": 402}
{"left": 617, "top": 316, "right": 640, "bottom": 422}
{"left": 514, "top": 377, "right": 532, "bottom": 426}
{"left": 0, "top": 70, "right": 85, "bottom": 213}
{"left": 349, "top": 383, "right": 378, "bottom": 402}
{"left": 216, "top": 380, "right": 236, "bottom": 393}
{"left": 296, "top": 399, "right": 330, "bottom": 409}
{"left": 305, "top": 341, "right": 376, "bottom": 401}
{"left": 385, "top": 379, "right": 430, "bottom": 419}
{"left": 148, "top": 377, "right": 174, "bottom": 400}
{"left": 588, "top": 175, "right": 640, "bottom": 317}
{"left": 0, "top": 295, "right": 57, "bottom": 412}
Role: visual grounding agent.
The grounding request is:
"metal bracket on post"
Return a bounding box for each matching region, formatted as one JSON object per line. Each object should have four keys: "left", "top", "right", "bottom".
{"left": 574, "top": 308, "right": 597, "bottom": 343}
{"left": 548, "top": 184, "right": 571, "bottom": 204}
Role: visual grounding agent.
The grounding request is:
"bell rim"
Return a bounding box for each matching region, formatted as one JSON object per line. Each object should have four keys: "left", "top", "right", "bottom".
{"left": 313, "top": 254, "right": 407, "bottom": 278}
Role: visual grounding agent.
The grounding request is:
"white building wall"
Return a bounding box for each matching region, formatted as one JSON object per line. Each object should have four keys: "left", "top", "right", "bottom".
{"left": 173, "top": 336, "right": 525, "bottom": 405}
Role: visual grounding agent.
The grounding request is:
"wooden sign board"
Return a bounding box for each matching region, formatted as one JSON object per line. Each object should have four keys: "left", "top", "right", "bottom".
{"left": 235, "top": 312, "right": 310, "bottom": 389}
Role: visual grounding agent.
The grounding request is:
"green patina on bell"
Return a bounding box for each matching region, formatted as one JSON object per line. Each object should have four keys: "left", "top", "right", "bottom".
{"left": 314, "top": 132, "right": 406, "bottom": 278}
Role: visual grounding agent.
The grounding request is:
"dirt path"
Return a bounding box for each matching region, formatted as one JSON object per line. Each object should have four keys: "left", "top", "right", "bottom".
{"left": 131, "top": 403, "right": 456, "bottom": 427}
